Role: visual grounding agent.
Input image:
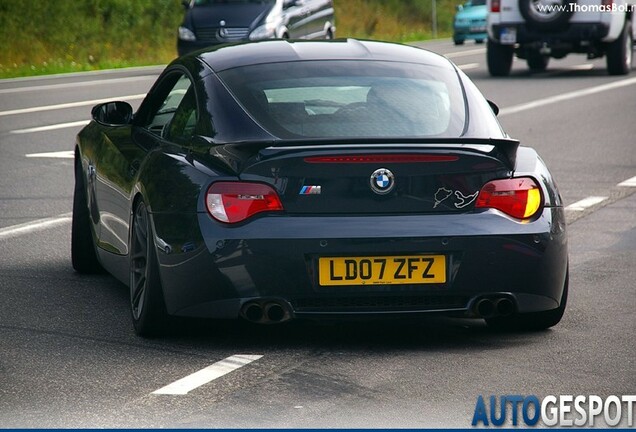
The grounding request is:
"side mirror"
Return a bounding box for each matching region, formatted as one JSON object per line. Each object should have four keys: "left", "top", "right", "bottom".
{"left": 91, "top": 102, "right": 133, "bottom": 126}
{"left": 487, "top": 100, "right": 500, "bottom": 116}
{"left": 181, "top": 0, "right": 192, "bottom": 9}
{"left": 456, "top": 5, "right": 464, "bottom": 11}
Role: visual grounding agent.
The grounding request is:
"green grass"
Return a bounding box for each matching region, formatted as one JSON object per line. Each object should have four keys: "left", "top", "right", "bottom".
{"left": 0, "top": 0, "right": 456, "bottom": 79}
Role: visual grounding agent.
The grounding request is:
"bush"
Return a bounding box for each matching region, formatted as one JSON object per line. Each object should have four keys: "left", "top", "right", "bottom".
{"left": 0, "top": 0, "right": 455, "bottom": 78}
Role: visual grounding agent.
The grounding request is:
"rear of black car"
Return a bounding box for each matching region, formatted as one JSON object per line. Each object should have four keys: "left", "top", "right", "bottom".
{"left": 155, "top": 52, "right": 567, "bottom": 326}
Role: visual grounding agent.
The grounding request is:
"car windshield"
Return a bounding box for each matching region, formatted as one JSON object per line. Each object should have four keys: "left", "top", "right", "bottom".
{"left": 218, "top": 60, "right": 467, "bottom": 139}
{"left": 470, "top": 0, "right": 486, "bottom": 5}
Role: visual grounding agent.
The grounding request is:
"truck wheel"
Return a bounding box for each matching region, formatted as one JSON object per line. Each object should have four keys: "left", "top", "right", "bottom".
{"left": 487, "top": 39, "right": 514, "bottom": 76}
{"left": 527, "top": 51, "right": 550, "bottom": 71}
{"left": 519, "top": 0, "right": 574, "bottom": 31}
{"left": 606, "top": 21, "right": 633, "bottom": 76}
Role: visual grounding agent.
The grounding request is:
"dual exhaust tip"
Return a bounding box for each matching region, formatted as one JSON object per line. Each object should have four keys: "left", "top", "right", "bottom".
{"left": 474, "top": 297, "right": 516, "bottom": 318}
{"left": 241, "top": 300, "right": 292, "bottom": 324}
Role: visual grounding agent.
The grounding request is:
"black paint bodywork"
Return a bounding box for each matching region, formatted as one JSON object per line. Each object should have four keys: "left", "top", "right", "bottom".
{"left": 75, "top": 39, "right": 568, "bottom": 321}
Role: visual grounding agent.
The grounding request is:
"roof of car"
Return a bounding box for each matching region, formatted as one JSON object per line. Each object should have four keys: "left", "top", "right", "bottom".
{"left": 192, "top": 38, "right": 455, "bottom": 72}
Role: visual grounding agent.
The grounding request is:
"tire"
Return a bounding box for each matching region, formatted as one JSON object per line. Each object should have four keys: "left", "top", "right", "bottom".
{"left": 454, "top": 38, "right": 465, "bottom": 46}
{"left": 130, "top": 201, "right": 168, "bottom": 337}
{"left": 487, "top": 271, "right": 569, "bottom": 331}
{"left": 606, "top": 21, "right": 633, "bottom": 76}
{"left": 71, "top": 155, "right": 104, "bottom": 274}
{"left": 487, "top": 39, "right": 514, "bottom": 77}
{"left": 527, "top": 51, "right": 550, "bottom": 71}
{"left": 519, "top": 0, "right": 574, "bottom": 31}
{"left": 475, "top": 39, "right": 484, "bottom": 44}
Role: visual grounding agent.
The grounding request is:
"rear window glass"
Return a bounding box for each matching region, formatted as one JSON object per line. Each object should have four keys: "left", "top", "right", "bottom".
{"left": 218, "top": 60, "right": 466, "bottom": 139}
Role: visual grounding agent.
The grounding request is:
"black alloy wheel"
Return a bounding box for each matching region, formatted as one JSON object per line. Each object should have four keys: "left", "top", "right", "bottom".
{"left": 130, "top": 201, "right": 167, "bottom": 337}
{"left": 71, "top": 155, "right": 104, "bottom": 274}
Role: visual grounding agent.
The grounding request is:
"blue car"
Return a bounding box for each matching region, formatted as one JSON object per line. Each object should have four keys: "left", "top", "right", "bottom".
{"left": 453, "top": 0, "right": 487, "bottom": 45}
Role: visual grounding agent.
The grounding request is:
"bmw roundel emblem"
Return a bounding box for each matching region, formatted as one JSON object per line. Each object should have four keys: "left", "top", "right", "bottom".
{"left": 370, "top": 168, "right": 395, "bottom": 195}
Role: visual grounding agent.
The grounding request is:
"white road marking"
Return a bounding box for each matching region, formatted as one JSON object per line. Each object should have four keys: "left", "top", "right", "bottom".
{"left": 25, "top": 150, "right": 74, "bottom": 159}
{"left": 618, "top": 176, "right": 636, "bottom": 187}
{"left": 0, "top": 214, "right": 72, "bottom": 241}
{"left": 445, "top": 48, "right": 486, "bottom": 58}
{"left": 11, "top": 120, "right": 90, "bottom": 134}
{"left": 0, "top": 76, "right": 156, "bottom": 95}
{"left": 152, "top": 355, "right": 263, "bottom": 396}
{"left": 565, "top": 196, "right": 608, "bottom": 212}
{"left": 458, "top": 63, "right": 480, "bottom": 70}
{"left": 0, "top": 94, "right": 145, "bottom": 117}
{"left": 499, "top": 76, "right": 636, "bottom": 116}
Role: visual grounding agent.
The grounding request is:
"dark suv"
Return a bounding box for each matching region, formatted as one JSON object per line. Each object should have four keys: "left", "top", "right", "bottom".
{"left": 177, "top": 0, "right": 336, "bottom": 56}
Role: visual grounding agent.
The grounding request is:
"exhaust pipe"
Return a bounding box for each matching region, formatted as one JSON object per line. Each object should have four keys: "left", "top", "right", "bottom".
{"left": 495, "top": 298, "right": 515, "bottom": 317}
{"left": 265, "top": 302, "right": 287, "bottom": 323}
{"left": 241, "top": 300, "right": 292, "bottom": 324}
{"left": 476, "top": 298, "right": 495, "bottom": 318}
{"left": 242, "top": 302, "right": 263, "bottom": 322}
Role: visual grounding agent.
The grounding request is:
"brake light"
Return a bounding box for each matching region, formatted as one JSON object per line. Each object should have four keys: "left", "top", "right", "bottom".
{"left": 206, "top": 182, "right": 283, "bottom": 224}
{"left": 304, "top": 155, "right": 459, "bottom": 164}
{"left": 491, "top": 0, "right": 501, "bottom": 12}
{"left": 475, "top": 177, "right": 542, "bottom": 219}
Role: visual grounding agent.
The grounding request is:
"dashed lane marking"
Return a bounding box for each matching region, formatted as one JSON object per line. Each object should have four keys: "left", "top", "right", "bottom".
{"left": 0, "top": 94, "right": 145, "bottom": 117}
{"left": 26, "top": 150, "right": 74, "bottom": 158}
{"left": 458, "top": 63, "right": 480, "bottom": 71}
{"left": 566, "top": 196, "right": 609, "bottom": 212}
{"left": 0, "top": 76, "right": 156, "bottom": 94}
{"left": 445, "top": 48, "right": 486, "bottom": 58}
{"left": 618, "top": 176, "right": 636, "bottom": 187}
{"left": 0, "top": 214, "right": 72, "bottom": 241}
{"left": 499, "top": 76, "right": 636, "bottom": 116}
{"left": 152, "top": 355, "right": 263, "bottom": 396}
{"left": 11, "top": 120, "right": 89, "bottom": 134}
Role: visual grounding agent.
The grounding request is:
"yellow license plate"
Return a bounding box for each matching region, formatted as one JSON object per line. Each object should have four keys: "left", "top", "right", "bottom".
{"left": 318, "top": 255, "right": 446, "bottom": 286}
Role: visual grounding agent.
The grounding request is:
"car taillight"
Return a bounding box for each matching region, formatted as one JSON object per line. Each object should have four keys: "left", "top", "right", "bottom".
{"left": 206, "top": 182, "right": 283, "bottom": 224}
{"left": 475, "top": 177, "right": 543, "bottom": 220}
{"left": 491, "top": 0, "right": 501, "bottom": 12}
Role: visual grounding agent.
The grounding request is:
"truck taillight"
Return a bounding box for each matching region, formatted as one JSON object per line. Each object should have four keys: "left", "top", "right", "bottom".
{"left": 206, "top": 182, "right": 284, "bottom": 224}
{"left": 491, "top": 0, "right": 501, "bottom": 12}
{"left": 475, "top": 177, "right": 543, "bottom": 220}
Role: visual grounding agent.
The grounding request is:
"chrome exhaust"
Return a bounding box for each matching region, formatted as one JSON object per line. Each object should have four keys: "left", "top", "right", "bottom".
{"left": 241, "top": 300, "right": 292, "bottom": 324}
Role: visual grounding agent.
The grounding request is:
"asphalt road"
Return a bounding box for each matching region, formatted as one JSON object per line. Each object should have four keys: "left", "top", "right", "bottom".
{"left": 0, "top": 41, "right": 634, "bottom": 428}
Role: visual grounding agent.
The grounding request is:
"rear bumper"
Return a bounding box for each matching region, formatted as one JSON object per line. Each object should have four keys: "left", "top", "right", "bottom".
{"left": 491, "top": 23, "right": 610, "bottom": 46}
{"left": 154, "top": 207, "right": 568, "bottom": 320}
{"left": 453, "top": 26, "right": 487, "bottom": 41}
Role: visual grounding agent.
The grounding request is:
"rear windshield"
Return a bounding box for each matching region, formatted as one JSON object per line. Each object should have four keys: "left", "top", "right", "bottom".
{"left": 218, "top": 60, "right": 467, "bottom": 139}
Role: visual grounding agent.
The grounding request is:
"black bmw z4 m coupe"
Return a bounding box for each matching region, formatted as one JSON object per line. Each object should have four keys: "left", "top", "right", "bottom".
{"left": 73, "top": 39, "right": 568, "bottom": 337}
